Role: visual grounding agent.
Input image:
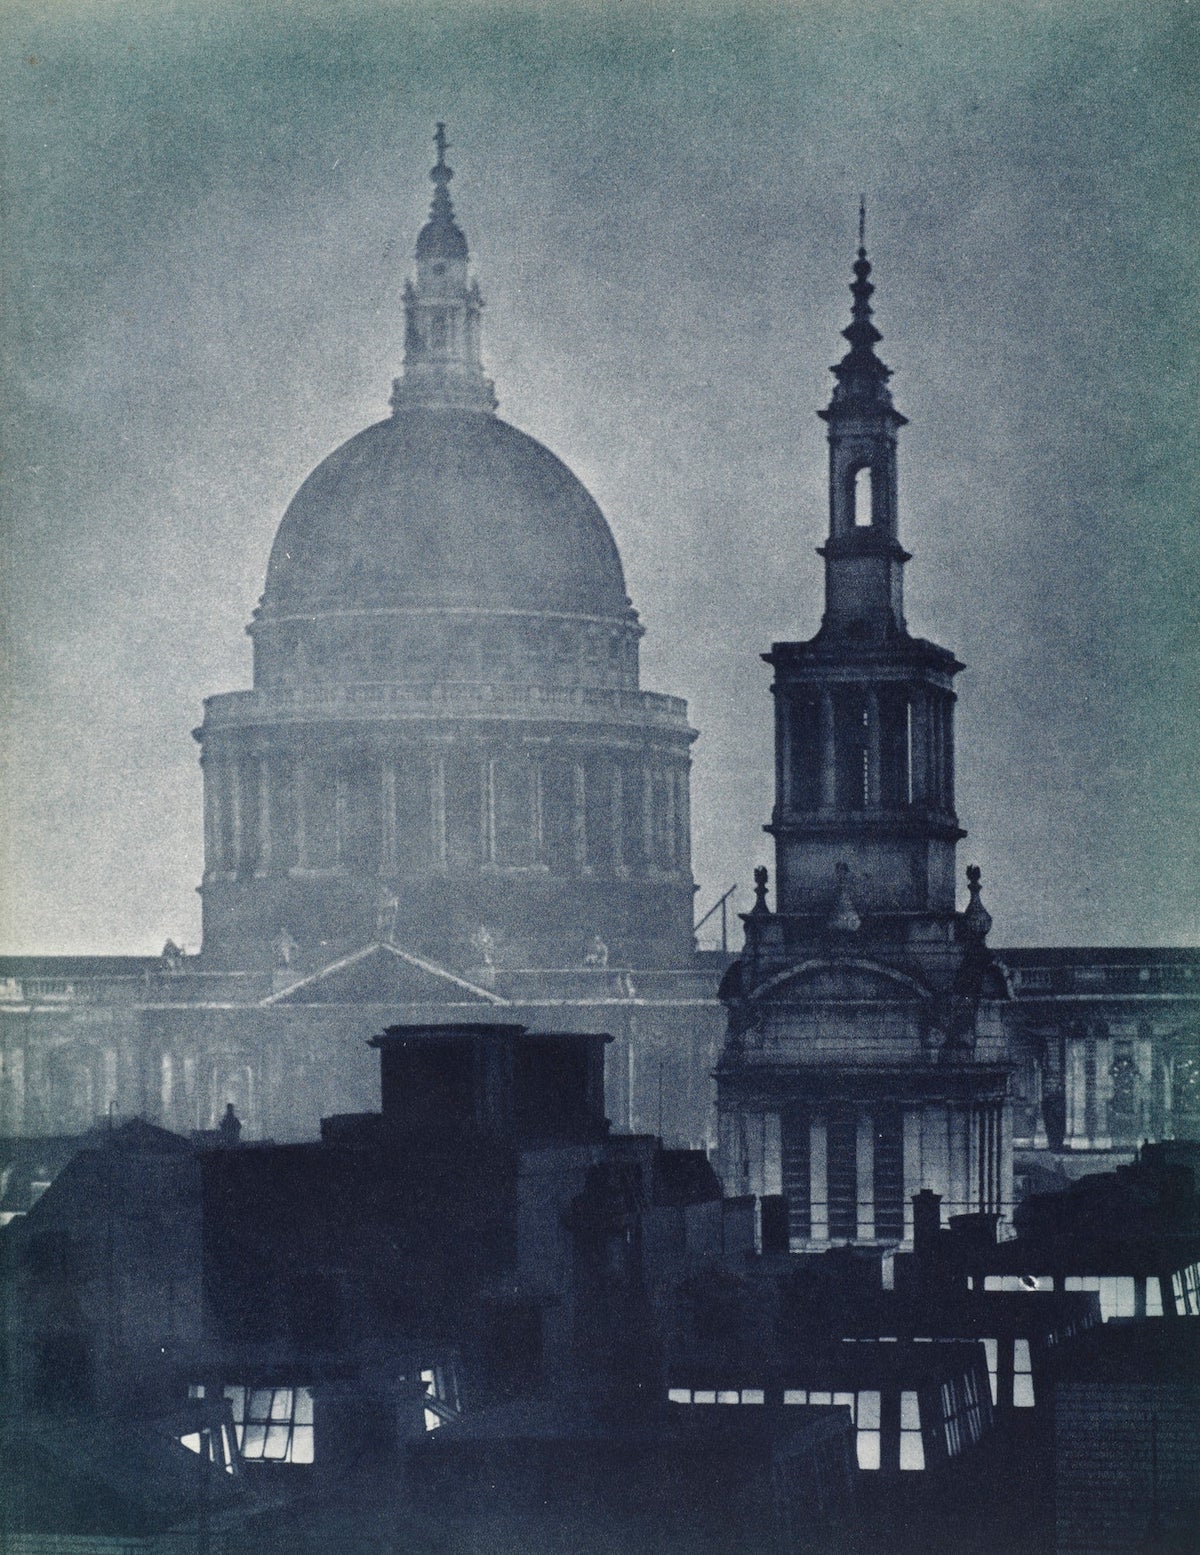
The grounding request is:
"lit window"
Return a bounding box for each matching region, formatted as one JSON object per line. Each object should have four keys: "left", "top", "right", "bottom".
{"left": 783, "top": 1390, "right": 807, "bottom": 1405}
{"left": 941, "top": 1381, "right": 962, "bottom": 1457}
{"left": 833, "top": 1392, "right": 855, "bottom": 1416}
{"left": 982, "top": 1339, "right": 998, "bottom": 1406}
{"left": 667, "top": 1388, "right": 691, "bottom": 1404}
{"left": 1012, "top": 1340, "right": 1034, "bottom": 1408}
{"left": 693, "top": 1390, "right": 716, "bottom": 1405}
{"left": 1146, "top": 1277, "right": 1163, "bottom": 1318}
{"left": 741, "top": 1389, "right": 765, "bottom": 1405}
{"left": 1172, "top": 1271, "right": 1184, "bottom": 1312}
{"left": 224, "top": 1386, "right": 314, "bottom": 1465}
{"left": 717, "top": 1390, "right": 739, "bottom": 1405}
{"left": 961, "top": 1369, "right": 986, "bottom": 1443}
{"left": 179, "top": 1423, "right": 237, "bottom": 1475}
{"left": 900, "top": 1391, "right": 924, "bottom": 1471}
{"left": 809, "top": 1391, "right": 832, "bottom": 1406}
{"left": 856, "top": 1390, "right": 881, "bottom": 1471}
{"left": 188, "top": 1384, "right": 206, "bottom": 1400}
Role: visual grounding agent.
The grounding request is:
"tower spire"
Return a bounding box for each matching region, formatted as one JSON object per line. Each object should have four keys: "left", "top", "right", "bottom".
{"left": 391, "top": 125, "right": 497, "bottom": 415}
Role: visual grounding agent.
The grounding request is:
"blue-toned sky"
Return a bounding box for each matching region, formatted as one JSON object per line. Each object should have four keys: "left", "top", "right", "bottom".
{"left": 2, "top": 0, "right": 1197, "bottom": 953}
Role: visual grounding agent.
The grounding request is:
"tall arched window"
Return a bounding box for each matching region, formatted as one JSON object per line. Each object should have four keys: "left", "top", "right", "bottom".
{"left": 853, "top": 465, "right": 874, "bottom": 526}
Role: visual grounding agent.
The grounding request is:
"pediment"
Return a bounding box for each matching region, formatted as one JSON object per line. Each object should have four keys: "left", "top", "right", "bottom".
{"left": 749, "top": 957, "right": 930, "bottom": 1006}
{"left": 260, "top": 943, "right": 509, "bottom": 1008}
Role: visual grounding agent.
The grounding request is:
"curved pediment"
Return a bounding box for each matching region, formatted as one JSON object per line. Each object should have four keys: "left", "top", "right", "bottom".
{"left": 749, "top": 957, "right": 931, "bottom": 1006}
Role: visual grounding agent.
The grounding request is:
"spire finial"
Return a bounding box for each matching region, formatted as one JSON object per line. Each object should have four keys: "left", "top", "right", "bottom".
{"left": 858, "top": 194, "right": 866, "bottom": 254}
{"left": 434, "top": 121, "right": 449, "bottom": 172}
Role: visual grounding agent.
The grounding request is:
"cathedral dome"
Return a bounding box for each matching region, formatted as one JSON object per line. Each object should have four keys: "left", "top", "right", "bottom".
{"left": 260, "top": 407, "right": 630, "bottom": 621}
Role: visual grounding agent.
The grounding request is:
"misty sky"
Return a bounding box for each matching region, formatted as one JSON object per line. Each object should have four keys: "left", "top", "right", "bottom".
{"left": 2, "top": 0, "right": 1197, "bottom": 955}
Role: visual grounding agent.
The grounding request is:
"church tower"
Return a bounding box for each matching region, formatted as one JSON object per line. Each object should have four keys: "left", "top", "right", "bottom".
{"left": 717, "top": 223, "right": 1012, "bottom": 1248}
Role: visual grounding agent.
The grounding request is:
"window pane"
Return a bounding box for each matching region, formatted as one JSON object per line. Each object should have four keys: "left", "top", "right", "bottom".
{"left": 741, "top": 1389, "right": 765, "bottom": 1405}
{"left": 856, "top": 1391, "right": 881, "bottom": 1429}
{"left": 291, "top": 1426, "right": 314, "bottom": 1465}
{"left": 270, "top": 1389, "right": 293, "bottom": 1422}
{"left": 982, "top": 1339, "right": 998, "bottom": 1406}
{"left": 224, "top": 1386, "right": 245, "bottom": 1423}
{"left": 900, "top": 1391, "right": 921, "bottom": 1430}
{"left": 294, "top": 1387, "right": 314, "bottom": 1425}
{"left": 693, "top": 1390, "right": 716, "bottom": 1404}
{"left": 900, "top": 1432, "right": 925, "bottom": 1471}
{"left": 783, "top": 1390, "right": 807, "bottom": 1405}
{"left": 248, "top": 1390, "right": 273, "bottom": 1422}
{"left": 1014, "top": 1339, "right": 1031, "bottom": 1372}
{"left": 856, "top": 1431, "right": 881, "bottom": 1470}
{"left": 1014, "top": 1374, "right": 1035, "bottom": 1407}
{"left": 1115, "top": 1277, "right": 1136, "bottom": 1318}
{"left": 667, "top": 1388, "right": 691, "bottom": 1404}
{"left": 243, "top": 1424, "right": 267, "bottom": 1458}
{"left": 717, "top": 1391, "right": 739, "bottom": 1405}
{"left": 833, "top": 1392, "right": 855, "bottom": 1416}
{"left": 263, "top": 1424, "right": 291, "bottom": 1459}
{"left": 809, "top": 1391, "right": 832, "bottom": 1406}
{"left": 1147, "top": 1277, "right": 1163, "bottom": 1317}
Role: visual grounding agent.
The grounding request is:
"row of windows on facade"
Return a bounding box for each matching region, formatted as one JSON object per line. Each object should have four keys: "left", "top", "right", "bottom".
{"left": 966, "top": 1270, "right": 1199, "bottom": 1321}
{"left": 782, "top": 686, "right": 954, "bottom": 813}
{"left": 666, "top": 1369, "right": 988, "bottom": 1473}
{"left": 773, "top": 1103, "right": 1005, "bottom": 1246}
{"left": 253, "top": 619, "right": 640, "bottom": 689}
{"left": 183, "top": 1365, "right": 461, "bottom": 1467}
{"left": 205, "top": 751, "right": 689, "bottom": 878}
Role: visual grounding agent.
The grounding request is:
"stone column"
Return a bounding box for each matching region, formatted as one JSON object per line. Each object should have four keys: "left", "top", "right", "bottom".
{"left": 910, "top": 691, "right": 929, "bottom": 804}
{"left": 778, "top": 695, "right": 792, "bottom": 811}
{"left": 947, "top": 1106, "right": 969, "bottom": 1219}
{"left": 482, "top": 757, "right": 496, "bottom": 865}
{"left": 573, "top": 762, "right": 589, "bottom": 871}
{"left": 820, "top": 690, "right": 837, "bottom": 809}
{"left": 856, "top": 1111, "right": 875, "bottom": 1239}
{"left": 663, "top": 765, "right": 677, "bottom": 867}
{"left": 294, "top": 762, "right": 309, "bottom": 869}
{"left": 256, "top": 759, "right": 272, "bottom": 875}
{"left": 866, "top": 689, "right": 882, "bottom": 808}
{"left": 809, "top": 1114, "right": 829, "bottom": 1242}
{"left": 610, "top": 766, "right": 624, "bottom": 870}
{"left": 531, "top": 755, "right": 545, "bottom": 862}
{"left": 999, "top": 1101, "right": 1014, "bottom": 1227}
{"left": 430, "top": 751, "right": 447, "bottom": 871}
{"left": 642, "top": 764, "right": 655, "bottom": 864}
{"left": 902, "top": 1108, "right": 922, "bottom": 1242}
{"left": 380, "top": 761, "right": 397, "bottom": 875}
{"left": 229, "top": 761, "right": 243, "bottom": 873}
{"left": 202, "top": 760, "right": 218, "bottom": 873}
{"left": 764, "top": 1112, "right": 783, "bottom": 1198}
{"left": 675, "top": 769, "right": 692, "bottom": 875}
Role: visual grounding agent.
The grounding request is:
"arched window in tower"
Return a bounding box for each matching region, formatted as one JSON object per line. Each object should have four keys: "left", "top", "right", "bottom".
{"left": 853, "top": 465, "right": 874, "bottom": 526}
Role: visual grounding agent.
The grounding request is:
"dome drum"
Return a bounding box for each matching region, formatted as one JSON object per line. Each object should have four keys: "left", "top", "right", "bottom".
{"left": 249, "top": 607, "right": 644, "bottom": 693}
{"left": 198, "top": 708, "right": 694, "bottom": 970}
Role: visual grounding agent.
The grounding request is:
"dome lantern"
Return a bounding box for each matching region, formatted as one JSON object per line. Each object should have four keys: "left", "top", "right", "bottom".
{"left": 391, "top": 123, "right": 498, "bottom": 415}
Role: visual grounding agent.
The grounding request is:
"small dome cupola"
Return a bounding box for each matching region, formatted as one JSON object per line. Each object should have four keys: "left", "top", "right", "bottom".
{"left": 414, "top": 123, "right": 470, "bottom": 263}
{"left": 392, "top": 124, "right": 497, "bottom": 414}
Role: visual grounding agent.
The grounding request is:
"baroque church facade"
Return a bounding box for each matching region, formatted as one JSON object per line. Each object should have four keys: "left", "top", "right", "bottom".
{"left": 2, "top": 134, "right": 1199, "bottom": 1211}
{"left": 715, "top": 237, "right": 1012, "bottom": 1240}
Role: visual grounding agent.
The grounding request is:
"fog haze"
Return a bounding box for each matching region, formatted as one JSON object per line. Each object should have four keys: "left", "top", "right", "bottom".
{"left": 2, "top": 0, "right": 1197, "bottom": 953}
